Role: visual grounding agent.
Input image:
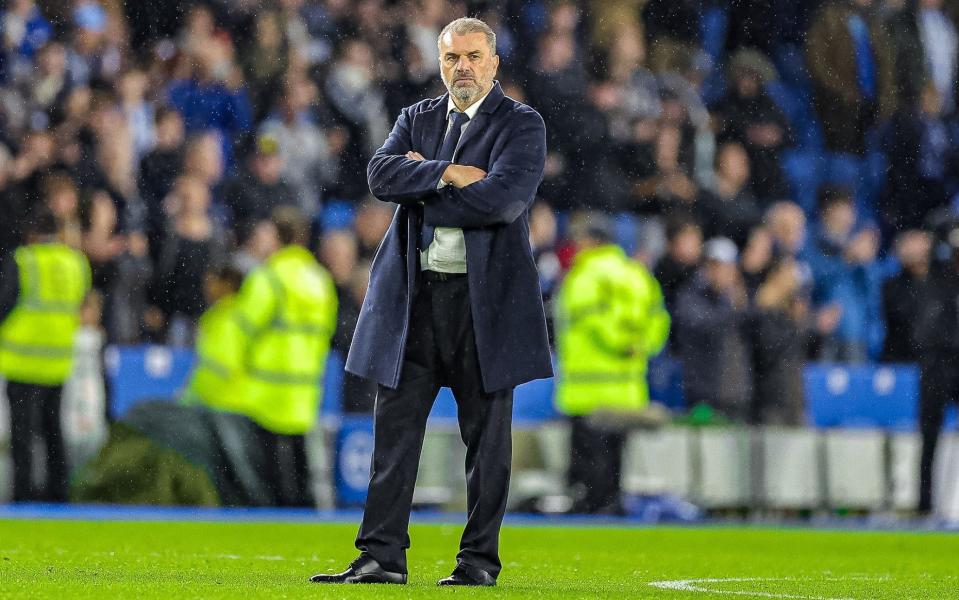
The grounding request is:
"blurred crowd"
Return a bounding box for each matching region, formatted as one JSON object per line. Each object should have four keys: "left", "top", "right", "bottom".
{"left": 3, "top": 0, "right": 959, "bottom": 424}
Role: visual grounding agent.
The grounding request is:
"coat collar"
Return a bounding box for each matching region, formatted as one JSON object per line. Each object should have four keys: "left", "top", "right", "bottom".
{"left": 419, "top": 81, "right": 506, "bottom": 158}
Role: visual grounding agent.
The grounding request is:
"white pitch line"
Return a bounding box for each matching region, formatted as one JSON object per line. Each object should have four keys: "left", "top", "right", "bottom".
{"left": 648, "top": 577, "right": 865, "bottom": 600}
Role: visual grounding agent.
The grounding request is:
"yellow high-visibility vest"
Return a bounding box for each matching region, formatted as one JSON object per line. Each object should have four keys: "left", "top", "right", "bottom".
{"left": 181, "top": 295, "right": 247, "bottom": 414}
{"left": 0, "top": 243, "right": 91, "bottom": 386}
{"left": 232, "top": 245, "right": 338, "bottom": 435}
{"left": 554, "top": 244, "right": 670, "bottom": 415}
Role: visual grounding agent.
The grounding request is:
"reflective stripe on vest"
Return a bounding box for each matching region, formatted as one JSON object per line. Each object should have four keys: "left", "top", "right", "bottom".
{"left": 0, "top": 244, "right": 89, "bottom": 385}
{"left": 561, "top": 371, "right": 646, "bottom": 384}
{"left": 0, "top": 340, "right": 74, "bottom": 358}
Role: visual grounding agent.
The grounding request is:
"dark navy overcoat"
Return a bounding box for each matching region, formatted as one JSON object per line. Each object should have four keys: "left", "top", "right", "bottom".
{"left": 345, "top": 81, "right": 552, "bottom": 392}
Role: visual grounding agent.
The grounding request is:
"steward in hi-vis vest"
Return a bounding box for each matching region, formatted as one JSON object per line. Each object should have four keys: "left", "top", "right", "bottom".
{"left": 0, "top": 209, "right": 91, "bottom": 503}
{"left": 554, "top": 213, "right": 670, "bottom": 514}
{"left": 221, "top": 207, "right": 336, "bottom": 507}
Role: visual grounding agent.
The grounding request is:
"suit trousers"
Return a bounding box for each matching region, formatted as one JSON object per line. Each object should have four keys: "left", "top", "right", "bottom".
{"left": 355, "top": 273, "right": 513, "bottom": 577}
{"left": 6, "top": 381, "right": 68, "bottom": 502}
{"left": 250, "top": 423, "right": 315, "bottom": 508}
{"left": 918, "top": 354, "right": 959, "bottom": 513}
{"left": 568, "top": 416, "right": 625, "bottom": 515}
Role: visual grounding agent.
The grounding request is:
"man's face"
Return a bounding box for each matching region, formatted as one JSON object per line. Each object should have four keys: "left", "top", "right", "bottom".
{"left": 707, "top": 260, "right": 739, "bottom": 292}
{"left": 439, "top": 31, "right": 499, "bottom": 106}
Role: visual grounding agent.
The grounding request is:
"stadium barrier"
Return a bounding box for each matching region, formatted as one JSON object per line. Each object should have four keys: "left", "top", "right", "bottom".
{"left": 2, "top": 344, "right": 959, "bottom": 519}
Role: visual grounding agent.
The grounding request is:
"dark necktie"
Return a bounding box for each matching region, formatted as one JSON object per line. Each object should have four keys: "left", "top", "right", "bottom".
{"left": 421, "top": 110, "right": 470, "bottom": 250}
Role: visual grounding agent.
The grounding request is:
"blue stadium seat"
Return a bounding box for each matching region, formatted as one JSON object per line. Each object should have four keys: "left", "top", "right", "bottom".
{"left": 319, "top": 199, "right": 356, "bottom": 231}
{"left": 108, "top": 347, "right": 958, "bottom": 433}
{"left": 804, "top": 363, "right": 919, "bottom": 430}
{"left": 781, "top": 149, "right": 824, "bottom": 213}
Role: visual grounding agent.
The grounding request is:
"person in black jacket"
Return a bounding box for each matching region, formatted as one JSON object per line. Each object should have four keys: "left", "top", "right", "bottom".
{"left": 909, "top": 225, "right": 959, "bottom": 514}
{"left": 221, "top": 134, "right": 297, "bottom": 240}
{"left": 675, "top": 237, "right": 753, "bottom": 421}
{"left": 881, "top": 229, "right": 935, "bottom": 363}
{"left": 718, "top": 50, "right": 793, "bottom": 205}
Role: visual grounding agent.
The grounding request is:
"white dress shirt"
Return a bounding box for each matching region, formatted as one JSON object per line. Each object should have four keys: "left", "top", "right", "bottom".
{"left": 421, "top": 86, "right": 493, "bottom": 273}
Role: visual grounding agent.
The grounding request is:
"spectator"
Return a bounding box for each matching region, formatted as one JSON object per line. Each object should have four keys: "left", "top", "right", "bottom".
{"left": 887, "top": 0, "right": 958, "bottom": 111}
{"left": 605, "top": 24, "right": 661, "bottom": 129}
{"left": 320, "top": 228, "right": 359, "bottom": 341}
{"left": 529, "top": 201, "right": 561, "bottom": 341}
{"left": 806, "top": 0, "right": 897, "bottom": 155}
{"left": 657, "top": 51, "right": 717, "bottom": 187}
{"left": 67, "top": 2, "right": 114, "bottom": 86}
{"left": 632, "top": 123, "right": 700, "bottom": 218}
{"left": 880, "top": 84, "right": 953, "bottom": 234}
{"left": 655, "top": 218, "right": 703, "bottom": 317}
{"left": 117, "top": 69, "right": 154, "bottom": 160}
{"left": 881, "top": 229, "right": 935, "bottom": 363}
{"left": 241, "top": 10, "right": 289, "bottom": 123}
{"left": 698, "top": 141, "right": 762, "bottom": 248}
{"left": 719, "top": 49, "right": 792, "bottom": 205}
{"left": 808, "top": 186, "right": 884, "bottom": 362}
{"left": 750, "top": 258, "right": 810, "bottom": 425}
{"left": 167, "top": 30, "right": 252, "bottom": 167}
{"left": 319, "top": 228, "right": 375, "bottom": 413}
{"left": 80, "top": 189, "right": 151, "bottom": 344}
{"left": 260, "top": 75, "right": 340, "bottom": 215}
{"left": 151, "top": 175, "right": 231, "bottom": 346}
{"left": 21, "top": 41, "right": 71, "bottom": 129}
{"left": 1, "top": 0, "right": 53, "bottom": 69}
{"left": 139, "top": 107, "right": 185, "bottom": 258}
{"left": 675, "top": 237, "right": 753, "bottom": 422}
{"left": 353, "top": 198, "right": 394, "bottom": 261}
{"left": 526, "top": 31, "right": 590, "bottom": 210}
{"left": 324, "top": 38, "right": 389, "bottom": 200}
{"left": 222, "top": 133, "right": 297, "bottom": 240}
{"left": 341, "top": 259, "right": 377, "bottom": 414}
{"left": 182, "top": 131, "right": 224, "bottom": 192}
{"left": 763, "top": 201, "right": 846, "bottom": 351}
{"left": 43, "top": 171, "right": 83, "bottom": 249}
{"left": 913, "top": 222, "right": 959, "bottom": 513}
{"left": 232, "top": 217, "right": 280, "bottom": 275}
{"left": 642, "top": 0, "right": 701, "bottom": 73}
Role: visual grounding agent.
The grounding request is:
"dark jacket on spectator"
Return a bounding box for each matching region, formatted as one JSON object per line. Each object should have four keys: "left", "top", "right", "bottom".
{"left": 880, "top": 108, "right": 953, "bottom": 232}
{"left": 881, "top": 267, "right": 937, "bottom": 362}
{"left": 748, "top": 308, "right": 806, "bottom": 425}
{"left": 674, "top": 274, "right": 753, "bottom": 420}
{"left": 222, "top": 175, "right": 297, "bottom": 239}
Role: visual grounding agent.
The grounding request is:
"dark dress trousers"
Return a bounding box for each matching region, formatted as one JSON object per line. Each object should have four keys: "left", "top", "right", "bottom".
{"left": 346, "top": 81, "right": 550, "bottom": 578}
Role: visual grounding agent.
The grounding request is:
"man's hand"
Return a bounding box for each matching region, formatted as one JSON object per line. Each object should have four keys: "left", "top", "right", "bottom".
{"left": 441, "top": 164, "right": 487, "bottom": 188}
{"left": 405, "top": 151, "right": 487, "bottom": 188}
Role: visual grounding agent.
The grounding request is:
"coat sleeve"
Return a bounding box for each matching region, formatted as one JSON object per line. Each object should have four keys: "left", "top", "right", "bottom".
{"left": 424, "top": 110, "right": 546, "bottom": 228}
{"left": 367, "top": 106, "right": 451, "bottom": 206}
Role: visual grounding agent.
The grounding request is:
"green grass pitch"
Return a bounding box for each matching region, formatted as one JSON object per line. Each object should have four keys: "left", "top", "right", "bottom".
{"left": 1, "top": 519, "right": 958, "bottom": 598}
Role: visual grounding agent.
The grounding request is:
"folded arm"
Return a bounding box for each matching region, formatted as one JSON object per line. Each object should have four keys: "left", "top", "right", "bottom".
{"left": 367, "top": 107, "right": 451, "bottom": 206}
{"left": 424, "top": 110, "right": 546, "bottom": 228}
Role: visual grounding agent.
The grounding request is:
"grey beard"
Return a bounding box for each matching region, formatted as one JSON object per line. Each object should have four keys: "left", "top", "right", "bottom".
{"left": 450, "top": 84, "right": 476, "bottom": 103}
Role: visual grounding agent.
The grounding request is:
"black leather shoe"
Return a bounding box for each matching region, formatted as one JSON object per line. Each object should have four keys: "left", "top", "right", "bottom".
{"left": 310, "top": 554, "right": 407, "bottom": 584}
{"left": 437, "top": 563, "right": 496, "bottom": 586}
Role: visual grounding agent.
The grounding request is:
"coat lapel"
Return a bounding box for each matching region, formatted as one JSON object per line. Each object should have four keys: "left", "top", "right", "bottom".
{"left": 416, "top": 95, "right": 451, "bottom": 159}
{"left": 450, "top": 81, "right": 506, "bottom": 162}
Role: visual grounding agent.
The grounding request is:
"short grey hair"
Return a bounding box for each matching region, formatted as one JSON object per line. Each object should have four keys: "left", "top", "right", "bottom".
{"left": 438, "top": 17, "right": 497, "bottom": 56}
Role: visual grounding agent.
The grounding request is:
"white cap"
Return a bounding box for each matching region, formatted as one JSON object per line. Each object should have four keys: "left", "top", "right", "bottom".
{"left": 704, "top": 237, "right": 738, "bottom": 264}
